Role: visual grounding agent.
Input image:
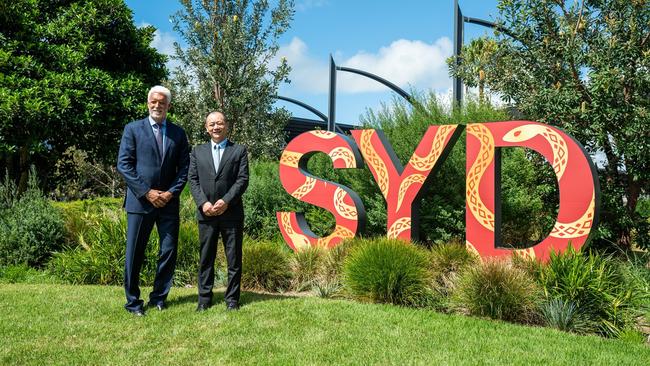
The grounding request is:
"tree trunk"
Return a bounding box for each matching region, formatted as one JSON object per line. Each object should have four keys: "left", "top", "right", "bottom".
{"left": 17, "top": 145, "right": 29, "bottom": 194}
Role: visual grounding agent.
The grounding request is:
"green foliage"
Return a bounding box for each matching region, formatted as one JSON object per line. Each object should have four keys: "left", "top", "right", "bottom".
{"left": 52, "top": 197, "right": 122, "bottom": 245}
{"left": 0, "top": 0, "right": 167, "bottom": 190}
{"left": 538, "top": 248, "right": 648, "bottom": 337}
{"left": 539, "top": 298, "right": 592, "bottom": 334}
{"left": 428, "top": 240, "right": 478, "bottom": 298}
{"left": 0, "top": 264, "right": 59, "bottom": 284}
{"left": 342, "top": 238, "right": 432, "bottom": 307}
{"left": 617, "top": 328, "right": 646, "bottom": 344}
{"left": 0, "top": 171, "right": 65, "bottom": 267}
{"left": 242, "top": 239, "right": 291, "bottom": 291}
{"left": 290, "top": 246, "right": 324, "bottom": 291}
{"left": 49, "top": 204, "right": 201, "bottom": 287}
{"left": 450, "top": 0, "right": 650, "bottom": 249}
{"left": 453, "top": 259, "right": 541, "bottom": 323}
{"left": 171, "top": 0, "right": 294, "bottom": 158}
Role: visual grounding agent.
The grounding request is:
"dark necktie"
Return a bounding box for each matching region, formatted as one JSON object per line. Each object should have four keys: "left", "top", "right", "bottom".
{"left": 153, "top": 123, "right": 163, "bottom": 160}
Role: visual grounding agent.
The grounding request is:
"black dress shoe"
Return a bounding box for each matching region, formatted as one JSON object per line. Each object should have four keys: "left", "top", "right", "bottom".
{"left": 196, "top": 303, "right": 210, "bottom": 312}
{"left": 127, "top": 308, "right": 145, "bottom": 317}
{"left": 226, "top": 302, "right": 240, "bottom": 311}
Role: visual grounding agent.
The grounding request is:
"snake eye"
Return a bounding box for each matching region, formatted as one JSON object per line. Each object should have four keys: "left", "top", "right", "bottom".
{"left": 514, "top": 130, "right": 522, "bottom": 137}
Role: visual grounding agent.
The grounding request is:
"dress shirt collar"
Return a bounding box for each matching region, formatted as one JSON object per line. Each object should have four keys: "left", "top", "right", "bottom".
{"left": 211, "top": 138, "right": 228, "bottom": 150}
{"left": 148, "top": 116, "right": 167, "bottom": 128}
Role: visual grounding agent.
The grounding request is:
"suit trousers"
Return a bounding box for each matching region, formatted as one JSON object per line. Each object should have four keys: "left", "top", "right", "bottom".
{"left": 197, "top": 220, "right": 243, "bottom": 305}
{"left": 124, "top": 209, "right": 179, "bottom": 311}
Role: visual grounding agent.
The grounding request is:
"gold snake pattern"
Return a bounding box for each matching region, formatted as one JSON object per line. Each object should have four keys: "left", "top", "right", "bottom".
{"left": 317, "top": 225, "right": 355, "bottom": 247}
{"left": 329, "top": 146, "right": 356, "bottom": 167}
{"left": 387, "top": 217, "right": 411, "bottom": 239}
{"left": 290, "top": 176, "right": 316, "bottom": 200}
{"left": 396, "top": 174, "right": 426, "bottom": 211}
{"left": 360, "top": 130, "right": 390, "bottom": 198}
{"left": 279, "top": 212, "right": 311, "bottom": 250}
{"left": 334, "top": 187, "right": 358, "bottom": 220}
{"left": 280, "top": 150, "right": 302, "bottom": 168}
{"left": 503, "top": 124, "right": 568, "bottom": 179}
{"left": 551, "top": 193, "right": 595, "bottom": 238}
{"left": 410, "top": 125, "right": 456, "bottom": 171}
{"left": 310, "top": 130, "right": 337, "bottom": 139}
{"left": 466, "top": 124, "right": 496, "bottom": 231}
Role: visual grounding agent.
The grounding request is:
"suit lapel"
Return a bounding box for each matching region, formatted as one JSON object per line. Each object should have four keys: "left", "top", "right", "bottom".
{"left": 140, "top": 119, "right": 163, "bottom": 165}
{"left": 215, "top": 141, "right": 235, "bottom": 177}
{"left": 161, "top": 122, "right": 175, "bottom": 165}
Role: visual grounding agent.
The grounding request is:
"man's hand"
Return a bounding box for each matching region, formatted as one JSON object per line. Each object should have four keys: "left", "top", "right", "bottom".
{"left": 212, "top": 199, "right": 228, "bottom": 216}
{"left": 159, "top": 191, "right": 173, "bottom": 204}
{"left": 146, "top": 189, "right": 166, "bottom": 208}
{"left": 202, "top": 201, "right": 214, "bottom": 216}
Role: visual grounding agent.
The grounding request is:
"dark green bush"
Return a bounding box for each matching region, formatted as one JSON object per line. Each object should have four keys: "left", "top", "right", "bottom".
{"left": 538, "top": 248, "right": 647, "bottom": 337}
{"left": 452, "top": 259, "right": 541, "bottom": 323}
{"left": 242, "top": 239, "right": 291, "bottom": 291}
{"left": 342, "top": 238, "right": 432, "bottom": 307}
{"left": 0, "top": 172, "right": 66, "bottom": 267}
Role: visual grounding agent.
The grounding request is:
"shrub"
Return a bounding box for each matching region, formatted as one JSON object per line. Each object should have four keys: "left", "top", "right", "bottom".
{"left": 538, "top": 248, "right": 647, "bottom": 337}
{"left": 49, "top": 208, "right": 203, "bottom": 286}
{"left": 319, "top": 239, "right": 357, "bottom": 283}
{"left": 242, "top": 239, "right": 291, "bottom": 291}
{"left": 539, "top": 298, "right": 593, "bottom": 334}
{"left": 428, "top": 240, "right": 478, "bottom": 297}
{"left": 290, "top": 246, "right": 324, "bottom": 291}
{"left": 0, "top": 171, "right": 66, "bottom": 267}
{"left": 53, "top": 197, "right": 122, "bottom": 246}
{"left": 342, "top": 238, "right": 432, "bottom": 307}
{"left": 452, "top": 259, "right": 541, "bottom": 323}
{"left": 312, "top": 277, "right": 342, "bottom": 298}
{"left": 0, "top": 264, "right": 60, "bottom": 284}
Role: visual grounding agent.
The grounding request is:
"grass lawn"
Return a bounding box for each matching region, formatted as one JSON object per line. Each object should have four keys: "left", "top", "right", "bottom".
{"left": 1, "top": 284, "right": 648, "bottom": 365}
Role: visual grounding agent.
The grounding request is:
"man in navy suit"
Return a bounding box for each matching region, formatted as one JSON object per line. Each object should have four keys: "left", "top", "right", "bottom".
{"left": 189, "top": 111, "right": 249, "bottom": 311}
{"left": 117, "top": 85, "right": 190, "bottom": 316}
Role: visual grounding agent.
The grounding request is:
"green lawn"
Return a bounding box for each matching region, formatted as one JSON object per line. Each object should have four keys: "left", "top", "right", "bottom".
{"left": 1, "top": 284, "right": 648, "bottom": 365}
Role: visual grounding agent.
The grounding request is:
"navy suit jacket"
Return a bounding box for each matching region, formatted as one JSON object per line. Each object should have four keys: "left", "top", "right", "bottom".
{"left": 117, "top": 118, "right": 190, "bottom": 214}
{"left": 188, "top": 141, "right": 249, "bottom": 224}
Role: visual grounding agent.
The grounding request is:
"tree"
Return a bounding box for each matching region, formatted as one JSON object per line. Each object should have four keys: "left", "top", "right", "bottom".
{"left": 170, "top": 0, "right": 294, "bottom": 158}
{"left": 0, "top": 0, "right": 167, "bottom": 192}
{"left": 449, "top": 0, "right": 649, "bottom": 249}
{"left": 448, "top": 37, "right": 499, "bottom": 103}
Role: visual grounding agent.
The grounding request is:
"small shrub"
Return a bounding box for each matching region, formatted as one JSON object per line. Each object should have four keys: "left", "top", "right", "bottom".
{"left": 429, "top": 240, "right": 478, "bottom": 297}
{"left": 312, "top": 277, "right": 342, "bottom": 298}
{"left": 290, "top": 246, "right": 324, "bottom": 291}
{"left": 453, "top": 259, "right": 541, "bottom": 323}
{"left": 342, "top": 238, "right": 432, "bottom": 307}
{"left": 617, "top": 328, "right": 646, "bottom": 344}
{"left": 242, "top": 239, "right": 291, "bottom": 291}
{"left": 540, "top": 298, "right": 593, "bottom": 334}
{"left": 539, "top": 248, "right": 647, "bottom": 337}
{"left": 0, "top": 171, "right": 66, "bottom": 267}
{"left": 319, "top": 239, "right": 357, "bottom": 282}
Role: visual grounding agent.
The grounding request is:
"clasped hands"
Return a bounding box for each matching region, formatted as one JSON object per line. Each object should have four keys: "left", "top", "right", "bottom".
{"left": 202, "top": 199, "right": 228, "bottom": 217}
{"left": 146, "top": 189, "right": 173, "bottom": 208}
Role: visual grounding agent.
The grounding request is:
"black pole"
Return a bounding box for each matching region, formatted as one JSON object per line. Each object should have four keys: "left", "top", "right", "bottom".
{"left": 328, "top": 55, "right": 337, "bottom": 132}
{"left": 453, "top": 0, "right": 463, "bottom": 106}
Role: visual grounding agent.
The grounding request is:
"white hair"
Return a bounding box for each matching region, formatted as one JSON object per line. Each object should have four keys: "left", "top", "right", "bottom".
{"left": 147, "top": 85, "right": 172, "bottom": 103}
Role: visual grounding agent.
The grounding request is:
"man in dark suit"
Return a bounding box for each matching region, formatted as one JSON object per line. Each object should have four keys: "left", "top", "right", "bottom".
{"left": 117, "top": 85, "right": 190, "bottom": 316}
{"left": 189, "top": 111, "right": 249, "bottom": 311}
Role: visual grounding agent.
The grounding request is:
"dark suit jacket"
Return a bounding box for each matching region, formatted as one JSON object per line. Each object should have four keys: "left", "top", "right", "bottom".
{"left": 189, "top": 140, "right": 249, "bottom": 224}
{"left": 117, "top": 118, "right": 190, "bottom": 214}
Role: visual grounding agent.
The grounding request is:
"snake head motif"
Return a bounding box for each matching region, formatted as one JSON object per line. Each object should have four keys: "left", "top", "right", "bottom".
{"left": 502, "top": 124, "right": 546, "bottom": 143}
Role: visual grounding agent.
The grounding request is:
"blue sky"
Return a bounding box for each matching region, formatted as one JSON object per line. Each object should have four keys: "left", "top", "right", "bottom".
{"left": 125, "top": 0, "right": 501, "bottom": 124}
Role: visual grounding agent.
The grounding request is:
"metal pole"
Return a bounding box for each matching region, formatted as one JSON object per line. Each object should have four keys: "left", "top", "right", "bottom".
{"left": 328, "top": 55, "right": 337, "bottom": 132}
{"left": 453, "top": 0, "right": 464, "bottom": 106}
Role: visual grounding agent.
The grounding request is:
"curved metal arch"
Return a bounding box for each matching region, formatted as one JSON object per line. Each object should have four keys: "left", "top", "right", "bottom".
{"left": 274, "top": 95, "right": 328, "bottom": 122}
{"left": 336, "top": 66, "right": 416, "bottom": 106}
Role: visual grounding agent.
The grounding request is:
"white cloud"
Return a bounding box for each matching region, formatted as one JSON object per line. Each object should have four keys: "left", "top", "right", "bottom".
{"left": 277, "top": 37, "right": 453, "bottom": 95}
{"left": 296, "top": 0, "right": 329, "bottom": 12}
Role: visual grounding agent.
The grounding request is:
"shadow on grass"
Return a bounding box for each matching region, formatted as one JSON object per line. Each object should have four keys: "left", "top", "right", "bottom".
{"left": 167, "top": 289, "right": 301, "bottom": 309}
